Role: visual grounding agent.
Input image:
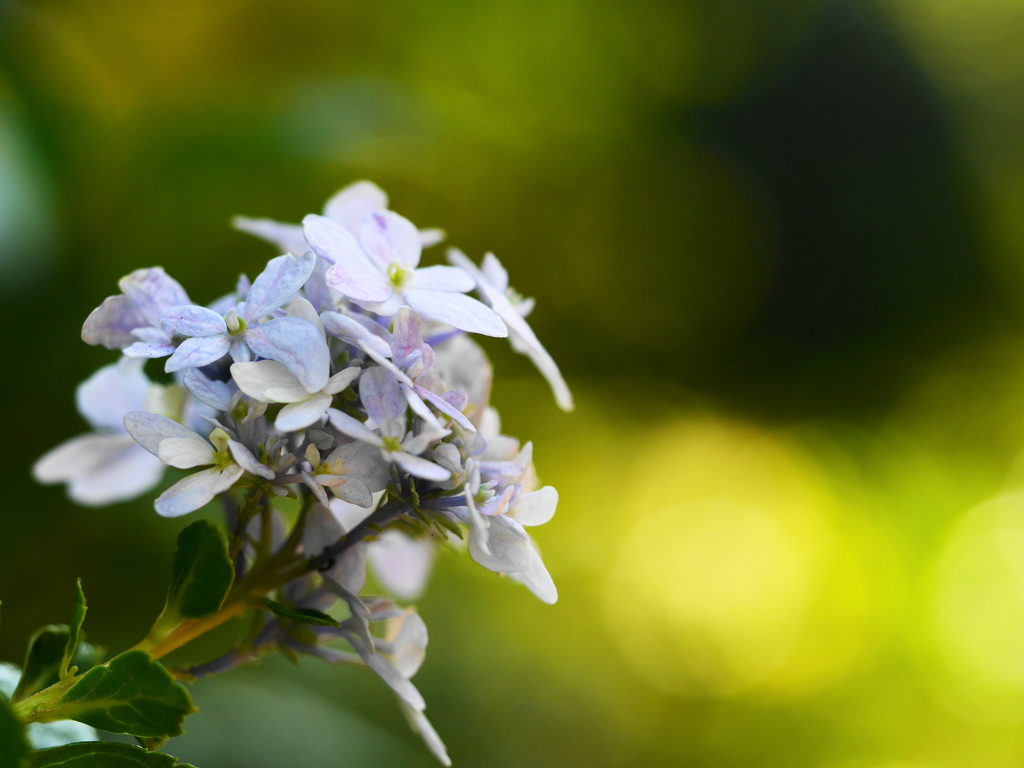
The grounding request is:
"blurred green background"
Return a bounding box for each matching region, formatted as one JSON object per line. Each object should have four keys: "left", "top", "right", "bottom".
{"left": 5, "top": 0, "right": 1024, "bottom": 765}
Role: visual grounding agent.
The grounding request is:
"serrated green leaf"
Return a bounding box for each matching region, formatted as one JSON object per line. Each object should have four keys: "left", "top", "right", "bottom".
{"left": 60, "top": 581, "right": 87, "bottom": 679}
{"left": 0, "top": 692, "right": 30, "bottom": 768}
{"left": 29, "top": 741, "right": 197, "bottom": 767}
{"left": 258, "top": 599, "right": 340, "bottom": 627}
{"left": 13, "top": 626, "right": 70, "bottom": 701}
{"left": 164, "top": 521, "right": 234, "bottom": 621}
{"left": 49, "top": 651, "right": 196, "bottom": 739}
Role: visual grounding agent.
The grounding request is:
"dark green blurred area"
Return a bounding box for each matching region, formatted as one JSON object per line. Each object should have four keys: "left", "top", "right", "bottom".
{"left": 5, "top": 0, "right": 1024, "bottom": 765}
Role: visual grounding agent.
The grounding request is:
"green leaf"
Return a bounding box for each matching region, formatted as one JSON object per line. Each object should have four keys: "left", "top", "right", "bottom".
{"left": 60, "top": 581, "right": 87, "bottom": 679}
{"left": 161, "top": 521, "right": 233, "bottom": 623}
{"left": 13, "top": 626, "right": 70, "bottom": 701}
{"left": 30, "top": 742, "right": 197, "bottom": 767}
{"left": 49, "top": 651, "right": 196, "bottom": 739}
{"left": 258, "top": 599, "right": 340, "bottom": 627}
{"left": 0, "top": 693, "right": 30, "bottom": 768}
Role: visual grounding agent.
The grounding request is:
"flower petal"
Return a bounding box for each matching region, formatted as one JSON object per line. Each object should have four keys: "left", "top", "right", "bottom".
{"left": 510, "top": 545, "right": 558, "bottom": 604}
{"left": 324, "top": 366, "right": 360, "bottom": 396}
{"left": 411, "top": 265, "right": 474, "bottom": 293}
{"left": 158, "top": 436, "right": 216, "bottom": 469}
{"left": 323, "top": 180, "right": 388, "bottom": 234}
{"left": 182, "top": 369, "right": 235, "bottom": 411}
{"left": 392, "top": 451, "right": 451, "bottom": 482}
{"left": 118, "top": 267, "right": 191, "bottom": 327}
{"left": 81, "top": 295, "right": 146, "bottom": 350}
{"left": 359, "top": 210, "right": 422, "bottom": 269}
{"left": 275, "top": 393, "right": 333, "bottom": 431}
{"left": 34, "top": 434, "right": 165, "bottom": 506}
{"left": 327, "top": 408, "right": 385, "bottom": 447}
{"left": 511, "top": 486, "right": 557, "bottom": 526}
{"left": 244, "top": 252, "right": 317, "bottom": 321}
{"left": 467, "top": 512, "right": 534, "bottom": 573}
{"left": 360, "top": 367, "right": 407, "bottom": 426}
{"left": 76, "top": 359, "right": 150, "bottom": 432}
{"left": 403, "top": 289, "right": 507, "bottom": 337}
{"left": 228, "top": 439, "right": 275, "bottom": 480}
{"left": 123, "top": 341, "right": 176, "bottom": 358}
{"left": 320, "top": 311, "right": 393, "bottom": 359}
{"left": 123, "top": 412, "right": 204, "bottom": 456}
{"left": 161, "top": 305, "right": 227, "bottom": 337}
{"left": 413, "top": 384, "right": 475, "bottom": 433}
{"left": 245, "top": 316, "right": 330, "bottom": 393}
{"left": 449, "top": 249, "right": 573, "bottom": 410}
{"left": 305, "top": 214, "right": 391, "bottom": 303}
{"left": 230, "top": 360, "right": 309, "bottom": 403}
{"left": 154, "top": 466, "right": 243, "bottom": 517}
{"left": 165, "top": 334, "right": 231, "bottom": 373}
{"left": 398, "top": 701, "right": 451, "bottom": 767}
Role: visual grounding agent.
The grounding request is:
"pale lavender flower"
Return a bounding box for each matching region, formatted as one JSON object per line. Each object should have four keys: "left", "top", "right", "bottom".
{"left": 123, "top": 414, "right": 274, "bottom": 517}
{"left": 327, "top": 367, "right": 452, "bottom": 482}
{"left": 33, "top": 359, "right": 166, "bottom": 505}
{"left": 81, "top": 267, "right": 190, "bottom": 356}
{"left": 448, "top": 249, "right": 573, "bottom": 411}
{"left": 304, "top": 210, "right": 507, "bottom": 337}
{"left": 160, "top": 253, "right": 329, "bottom": 393}
{"left": 233, "top": 180, "right": 444, "bottom": 256}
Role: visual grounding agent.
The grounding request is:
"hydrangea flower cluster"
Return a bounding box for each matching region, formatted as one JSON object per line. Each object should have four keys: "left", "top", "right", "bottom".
{"left": 30, "top": 182, "right": 572, "bottom": 765}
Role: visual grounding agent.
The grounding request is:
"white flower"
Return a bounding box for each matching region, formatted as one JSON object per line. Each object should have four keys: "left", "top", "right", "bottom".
{"left": 304, "top": 210, "right": 507, "bottom": 337}
{"left": 123, "top": 413, "right": 274, "bottom": 517}
{"left": 448, "top": 249, "right": 573, "bottom": 411}
{"left": 33, "top": 359, "right": 166, "bottom": 506}
{"left": 231, "top": 359, "right": 360, "bottom": 432}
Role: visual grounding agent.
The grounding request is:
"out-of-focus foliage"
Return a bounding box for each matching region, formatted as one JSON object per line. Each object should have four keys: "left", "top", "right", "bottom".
{"left": 5, "top": 0, "right": 1024, "bottom": 765}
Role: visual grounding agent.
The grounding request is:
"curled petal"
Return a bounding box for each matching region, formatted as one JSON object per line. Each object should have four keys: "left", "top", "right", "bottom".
{"left": 123, "top": 412, "right": 203, "bottom": 457}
